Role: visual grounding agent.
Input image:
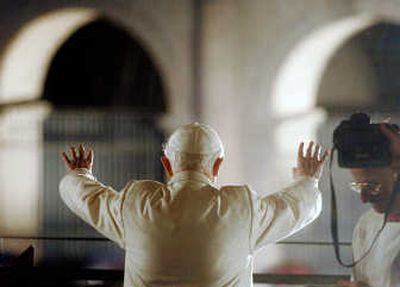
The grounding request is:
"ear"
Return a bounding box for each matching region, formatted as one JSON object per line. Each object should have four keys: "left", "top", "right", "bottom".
{"left": 212, "top": 157, "right": 224, "bottom": 177}
{"left": 161, "top": 156, "right": 174, "bottom": 177}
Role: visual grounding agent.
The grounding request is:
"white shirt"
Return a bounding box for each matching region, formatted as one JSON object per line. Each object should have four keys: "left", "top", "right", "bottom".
{"left": 59, "top": 169, "right": 321, "bottom": 287}
{"left": 352, "top": 209, "right": 400, "bottom": 287}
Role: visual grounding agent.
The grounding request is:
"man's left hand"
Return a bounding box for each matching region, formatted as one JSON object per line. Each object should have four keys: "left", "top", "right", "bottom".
{"left": 293, "top": 141, "right": 329, "bottom": 179}
{"left": 62, "top": 144, "right": 93, "bottom": 171}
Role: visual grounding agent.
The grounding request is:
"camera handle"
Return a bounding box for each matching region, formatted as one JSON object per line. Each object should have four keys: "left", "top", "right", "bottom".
{"left": 329, "top": 147, "right": 399, "bottom": 268}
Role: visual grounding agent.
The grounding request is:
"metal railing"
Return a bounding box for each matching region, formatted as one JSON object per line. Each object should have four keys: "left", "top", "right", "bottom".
{"left": 0, "top": 235, "right": 351, "bottom": 285}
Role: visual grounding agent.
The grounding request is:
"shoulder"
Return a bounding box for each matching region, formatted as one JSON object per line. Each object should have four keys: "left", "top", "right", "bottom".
{"left": 357, "top": 209, "right": 380, "bottom": 227}
{"left": 120, "top": 180, "right": 166, "bottom": 208}
{"left": 218, "top": 185, "right": 254, "bottom": 201}
{"left": 124, "top": 179, "right": 165, "bottom": 194}
{"left": 131, "top": 179, "right": 164, "bottom": 188}
{"left": 353, "top": 209, "right": 380, "bottom": 241}
{"left": 215, "top": 185, "right": 255, "bottom": 215}
{"left": 220, "top": 184, "right": 251, "bottom": 193}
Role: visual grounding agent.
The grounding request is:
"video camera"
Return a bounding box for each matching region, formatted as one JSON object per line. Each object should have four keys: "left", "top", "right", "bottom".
{"left": 333, "top": 112, "right": 397, "bottom": 168}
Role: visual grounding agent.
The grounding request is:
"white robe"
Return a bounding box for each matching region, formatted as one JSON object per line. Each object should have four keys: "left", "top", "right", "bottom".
{"left": 352, "top": 209, "right": 400, "bottom": 287}
{"left": 59, "top": 168, "right": 321, "bottom": 287}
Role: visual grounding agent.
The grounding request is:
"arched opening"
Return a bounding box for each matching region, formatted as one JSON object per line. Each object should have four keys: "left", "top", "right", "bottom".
{"left": 271, "top": 15, "right": 377, "bottom": 117}
{"left": 0, "top": 5, "right": 173, "bottom": 269}
{"left": 317, "top": 21, "right": 400, "bottom": 221}
{"left": 313, "top": 20, "right": 400, "bottom": 276}
{"left": 267, "top": 15, "right": 380, "bottom": 196}
{"left": 319, "top": 22, "right": 400, "bottom": 112}
{"left": 266, "top": 16, "right": 400, "bottom": 277}
{"left": 0, "top": 8, "right": 99, "bottom": 239}
{"left": 42, "top": 18, "right": 166, "bottom": 111}
{"left": 40, "top": 18, "right": 167, "bottom": 265}
{"left": 263, "top": 15, "right": 396, "bottom": 276}
{"left": 0, "top": 8, "right": 98, "bottom": 103}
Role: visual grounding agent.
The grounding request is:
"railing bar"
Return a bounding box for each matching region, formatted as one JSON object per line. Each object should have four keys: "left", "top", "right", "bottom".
{"left": 253, "top": 274, "right": 350, "bottom": 284}
{"left": 278, "top": 240, "right": 352, "bottom": 246}
{"left": 0, "top": 267, "right": 350, "bottom": 284}
{"left": 0, "top": 236, "right": 352, "bottom": 246}
{"left": 0, "top": 236, "right": 108, "bottom": 241}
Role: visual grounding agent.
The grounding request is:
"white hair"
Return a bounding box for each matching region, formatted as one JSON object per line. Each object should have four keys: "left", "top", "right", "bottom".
{"left": 164, "top": 148, "right": 223, "bottom": 173}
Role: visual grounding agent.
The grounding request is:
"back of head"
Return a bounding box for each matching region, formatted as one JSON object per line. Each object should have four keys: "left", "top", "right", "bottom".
{"left": 163, "top": 122, "right": 224, "bottom": 173}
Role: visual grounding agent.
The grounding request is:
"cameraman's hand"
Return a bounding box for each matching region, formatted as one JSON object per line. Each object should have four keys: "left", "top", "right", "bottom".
{"left": 293, "top": 142, "right": 329, "bottom": 179}
{"left": 337, "top": 279, "right": 370, "bottom": 287}
{"left": 62, "top": 144, "right": 93, "bottom": 171}
{"left": 381, "top": 123, "right": 400, "bottom": 169}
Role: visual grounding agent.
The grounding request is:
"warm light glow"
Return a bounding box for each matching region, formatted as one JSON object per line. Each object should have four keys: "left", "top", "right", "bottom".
{"left": 0, "top": 104, "right": 50, "bottom": 234}
{"left": 272, "top": 15, "right": 378, "bottom": 117}
{"left": 269, "top": 15, "right": 379, "bottom": 190}
{"left": 0, "top": 8, "right": 98, "bottom": 103}
{"left": 0, "top": 8, "right": 96, "bottom": 235}
{"left": 275, "top": 110, "right": 326, "bottom": 154}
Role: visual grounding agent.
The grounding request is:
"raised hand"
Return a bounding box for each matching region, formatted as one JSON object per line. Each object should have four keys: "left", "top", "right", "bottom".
{"left": 62, "top": 144, "right": 93, "bottom": 171}
{"left": 293, "top": 141, "right": 329, "bottom": 179}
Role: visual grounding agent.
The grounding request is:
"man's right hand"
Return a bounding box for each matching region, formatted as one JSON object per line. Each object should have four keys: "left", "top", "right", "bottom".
{"left": 62, "top": 144, "right": 93, "bottom": 171}
{"left": 292, "top": 141, "right": 329, "bottom": 179}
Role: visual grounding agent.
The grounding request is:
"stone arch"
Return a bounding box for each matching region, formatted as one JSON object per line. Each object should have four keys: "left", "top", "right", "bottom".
{"left": 42, "top": 17, "right": 166, "bottom": 111}
{"left": 318, "top": 22, "right": 400, "bottom": 112}
{"left": 262, "top": 14, "right": 400, "bottom": 272}
{"left": 0, "top": 8, "right": 102, "bottom": 235}
{"left": 271, "top": 14, "right": 378, "bottom": 117}
{"left": 0, "top": 7, "right": 169, "bottom": 243}
{"left": 269, "top": 14, "right": 382, "bottom": 186}
{"left": 0, "top": 7, "right": 172, "bottom": 116}
{"left": 0, "top": 8, "right": 98, "bottom": 103}
{"left": 37, "top": 14, "right": 168, "bottom": 262}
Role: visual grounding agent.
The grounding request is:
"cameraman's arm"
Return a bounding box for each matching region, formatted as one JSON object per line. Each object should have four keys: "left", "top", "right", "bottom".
{"left": 381, "top": 123, "right": 400, "bottom": 168}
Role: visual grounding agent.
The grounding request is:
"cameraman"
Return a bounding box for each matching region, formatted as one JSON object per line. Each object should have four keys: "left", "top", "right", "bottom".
{"left": 337, "top": 124, "right": 400, "bottom": 287}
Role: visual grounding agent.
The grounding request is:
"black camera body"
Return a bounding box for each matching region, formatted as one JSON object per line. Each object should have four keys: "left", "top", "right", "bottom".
{"left": 333, "top": 113, "right": 396, "bottom": 168}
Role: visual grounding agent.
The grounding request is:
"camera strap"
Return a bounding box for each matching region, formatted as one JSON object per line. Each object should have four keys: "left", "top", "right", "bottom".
{"left": 329, "top": 147, "right": 398, "bottom": 268}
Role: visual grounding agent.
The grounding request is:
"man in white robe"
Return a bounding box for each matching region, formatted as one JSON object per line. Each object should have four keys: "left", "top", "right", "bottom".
{"left": 60, "top": 122, "right": 328, "bottom": 287}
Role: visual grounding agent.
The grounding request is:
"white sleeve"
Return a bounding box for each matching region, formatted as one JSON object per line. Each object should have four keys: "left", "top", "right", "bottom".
{"left": 59, "top": 168, "right": 128, "bottom": 248}
{"left": 251, "top": 177, "right": 322, "bottom": 250}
